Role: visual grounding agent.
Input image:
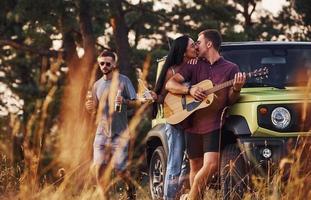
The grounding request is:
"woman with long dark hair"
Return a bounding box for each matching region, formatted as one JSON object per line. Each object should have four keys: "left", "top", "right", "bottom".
{"left": 153, "top": 35, "right": 197, "bottom": 200}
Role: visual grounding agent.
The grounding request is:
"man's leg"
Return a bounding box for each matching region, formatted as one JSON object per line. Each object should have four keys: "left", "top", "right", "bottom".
{"left": 94, "top": 163, "right": 106, "bottom": 182}
{"left": 188, "top": 152, "right": 219, "bottom": 200}
{"left": 188, "top": 130, "right": 221, "bottom": 200}
{"left": 185, "top": 133, "right": 204, "bottom": 187}
{"left": 113, "top": 136, "right": 136, "bottom": 199}
{"left": 189, "top": 158, "right": 203, "bottom": 187}
{"left": 164, "top": 124, "right": 186, "bottom": 200}
{"left": 118, "top": 170, "right": 136, "bottom": 200}
{"left": 93, "top": 134, "right": 112, "bottom": 197}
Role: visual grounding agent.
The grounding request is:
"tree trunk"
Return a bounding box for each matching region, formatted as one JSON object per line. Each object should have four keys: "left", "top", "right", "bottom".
{"left": 242, "top": 0, "right": 257, "bottom": 40}
{"left": 57, "top": 0, "right": 96, "bottom": 170}
{"left": 108, "top": 0, "right": 136, "bottom": 85}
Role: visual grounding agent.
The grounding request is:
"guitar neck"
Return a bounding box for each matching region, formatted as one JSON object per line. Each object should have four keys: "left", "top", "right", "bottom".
{"left": 205, "top": 79, "right": 234, "bottom": 95}
{"left": 205, "top": 72, "right": 252, "bottom": 95}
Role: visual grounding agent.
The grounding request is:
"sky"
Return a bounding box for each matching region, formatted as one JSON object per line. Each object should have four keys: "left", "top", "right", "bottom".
{"left": 133, "top": 0, "right": 289, "bottom": 49}
{"left": 151, "top": 0, "right": 288, "bottom": 14}
{"left": 261, "top": 0, "right": 288, "bottom": 14}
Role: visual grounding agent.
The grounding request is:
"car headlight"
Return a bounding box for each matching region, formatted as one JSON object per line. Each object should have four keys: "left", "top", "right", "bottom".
{"left": 271, "top": 107, "right": 291, "bottom": 129}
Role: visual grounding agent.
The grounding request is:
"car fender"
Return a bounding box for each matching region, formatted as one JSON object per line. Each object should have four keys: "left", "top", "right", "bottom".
{"left": 224, "top": 115, "right": 252, "bottom": 136}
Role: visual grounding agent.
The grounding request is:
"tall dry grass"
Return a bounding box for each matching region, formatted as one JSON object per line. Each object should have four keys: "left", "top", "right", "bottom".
{"left": 0, "top": 53, "right": 152, "bottom": 200}
{"left": 242, "top": 74, "right": 311, "bottom": 200}
{"left": 0, "top": 55, "right": 310, "bottom": 200}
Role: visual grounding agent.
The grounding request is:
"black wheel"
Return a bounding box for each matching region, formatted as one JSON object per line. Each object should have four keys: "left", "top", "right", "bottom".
{"left": 221, "top": 143, "right": 249, "bottom": 200}
{"left": 149, "top": 146, "right": 167, "bottom": 200}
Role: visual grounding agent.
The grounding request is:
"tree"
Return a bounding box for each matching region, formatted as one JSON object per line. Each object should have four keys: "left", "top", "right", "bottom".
{"left": 2, "top": 0, "right": 305, "bottom": 195}
{"left": 0, "top": 0, "right": 175, "bottom": 193}
{"left": 0, "top": 0, "right": 98, "bottom": 192}
{"left": 293, "top": 0, "right": 311, "bottom": 39}
{"left": 273, "top": 0, "right": 310, "bottom": 40}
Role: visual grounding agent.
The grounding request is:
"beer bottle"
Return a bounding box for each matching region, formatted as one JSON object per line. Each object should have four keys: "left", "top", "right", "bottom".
{"left": 115, "top": 89, "right": 122, "bottom": 112}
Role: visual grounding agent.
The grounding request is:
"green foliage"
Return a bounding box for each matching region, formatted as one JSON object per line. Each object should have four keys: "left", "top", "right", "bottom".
{"left": 295, "top": 0, "right": 311, "bottom": 25}
{"left": 0, "top": 1, "right": 310, "bottom": 124}
{"left": 275, "top": 0, "right": 311, "bottom": 40}
{"left": 294, "top": 0, "right": 311, "bottom": 39}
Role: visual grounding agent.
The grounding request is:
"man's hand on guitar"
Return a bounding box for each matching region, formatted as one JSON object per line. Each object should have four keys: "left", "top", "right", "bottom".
{"left": 233, "top": 72, "right": 246, "bottom": 92}
{"left": 190, "top": 87, "right": 207, "bottom": 101}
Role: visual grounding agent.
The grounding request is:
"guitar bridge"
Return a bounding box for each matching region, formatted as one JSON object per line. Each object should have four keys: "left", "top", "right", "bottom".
{"left": 181, "top": 95, "right": 187, "bottom": 110}
{"left": 186, "top": 101, "right": 201, "bottom": 111}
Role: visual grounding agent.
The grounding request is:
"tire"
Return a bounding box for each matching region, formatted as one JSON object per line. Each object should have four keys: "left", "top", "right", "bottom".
{"left": 221, "top": 143, "right": 248, "bottom": 200}
{"left": 149, "top": 146, "right": 167, "bottom": 200}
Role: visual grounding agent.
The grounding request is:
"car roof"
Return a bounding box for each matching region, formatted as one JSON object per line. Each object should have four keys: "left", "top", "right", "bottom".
{"left": 157, "top": 41, "right": 311, "bottom": 62}
{"left": 221, "top": 41, "right": 311, "bottom": 51}
{"left": 222, "top": 41, "right": 311, "bottom": 46}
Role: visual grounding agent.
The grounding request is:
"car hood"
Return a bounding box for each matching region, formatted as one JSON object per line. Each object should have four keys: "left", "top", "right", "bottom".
{"left": 238, "top": 87, "right": 311, "bottom": 102}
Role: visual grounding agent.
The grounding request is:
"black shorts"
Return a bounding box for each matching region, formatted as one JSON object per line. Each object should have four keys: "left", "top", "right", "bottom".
{"left": 185, "top": 129, "right": 234, "bottom": 159}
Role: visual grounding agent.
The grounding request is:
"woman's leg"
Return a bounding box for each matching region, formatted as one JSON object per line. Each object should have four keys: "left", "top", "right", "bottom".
{"left": 178, "top": 151, "right": 190, "bottom": 194}
{"left": 164, "top": 124, "right": 185, "bottom": 200}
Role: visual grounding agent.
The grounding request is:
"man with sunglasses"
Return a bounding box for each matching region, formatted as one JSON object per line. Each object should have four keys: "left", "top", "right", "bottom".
{"left": 85, "top": 50, "right": 137, "bottom": 199}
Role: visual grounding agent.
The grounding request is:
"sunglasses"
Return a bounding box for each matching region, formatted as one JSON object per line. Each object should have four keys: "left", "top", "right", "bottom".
{"left": 99, "top": 61, "right": 112, "bottom": 67}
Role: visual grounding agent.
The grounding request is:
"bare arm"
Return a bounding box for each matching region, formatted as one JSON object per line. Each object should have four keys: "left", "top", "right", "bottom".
{"left": 228, "top": 87, "right": 240, "bottom": 105}
{"left": 155, "top": 68, "right": 174, "bottom": 103}
{"left": 125, "top": 99, "right": 143, "bottom": 108}
{"left": 165, "top": 73, "right": 188, "bottom": 94}
{"left": 228, "top": 72, "right": 246, "bottom": 104}
{"left": 166, "top": 73, "right": 207, "bottom": 101}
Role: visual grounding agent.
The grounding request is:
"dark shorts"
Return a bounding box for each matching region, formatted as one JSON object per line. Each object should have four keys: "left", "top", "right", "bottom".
{"left": 185, "top": 129, "right": 234, "bottom": 159}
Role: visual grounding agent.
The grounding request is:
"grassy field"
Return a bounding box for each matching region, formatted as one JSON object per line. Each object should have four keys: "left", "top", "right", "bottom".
{"left": 0, "top": 59, "right": 310, "bottom": 200}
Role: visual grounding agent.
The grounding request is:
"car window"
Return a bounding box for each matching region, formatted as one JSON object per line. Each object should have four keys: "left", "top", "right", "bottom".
{"left": 221, "top": 47, "right": 311, "bottom": 88}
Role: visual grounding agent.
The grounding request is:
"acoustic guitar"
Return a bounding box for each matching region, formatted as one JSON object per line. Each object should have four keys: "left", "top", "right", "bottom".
{"left": 163, "top": 68, "right": 269, "bottom": 124}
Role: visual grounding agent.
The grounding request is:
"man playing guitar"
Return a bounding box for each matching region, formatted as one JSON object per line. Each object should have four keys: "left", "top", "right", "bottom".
{"left": 166, "top": 29, "right": 246, "bottom": 200}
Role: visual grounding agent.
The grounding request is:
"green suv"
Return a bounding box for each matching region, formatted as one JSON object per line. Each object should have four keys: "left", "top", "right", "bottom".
{"left": 145, "top": 42, "right": 311, "bottom": 199}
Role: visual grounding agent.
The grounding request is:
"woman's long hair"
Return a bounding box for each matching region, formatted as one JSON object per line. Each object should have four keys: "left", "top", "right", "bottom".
{"left": 154, "top": 35, "right": 190, "bottom": 95}
{"left": 153, "top": 35, "right": 190, "bottom": 117}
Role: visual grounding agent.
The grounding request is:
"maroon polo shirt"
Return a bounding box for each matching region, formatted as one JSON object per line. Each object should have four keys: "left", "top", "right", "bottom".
{"left": 179, "top": 57, "right": 239, "bottom": 134}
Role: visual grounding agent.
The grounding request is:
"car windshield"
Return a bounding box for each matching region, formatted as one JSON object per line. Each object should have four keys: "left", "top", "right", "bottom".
{"left": 221, "top": 46, "right": 311, "bottom": 88}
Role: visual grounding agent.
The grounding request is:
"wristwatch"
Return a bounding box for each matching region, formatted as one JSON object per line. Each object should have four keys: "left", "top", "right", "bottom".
{"left": 232, "top": 87, "right": 241, "bottom": 93}
{"left": 187, "top": 85, "right": 192, "bottom": 95}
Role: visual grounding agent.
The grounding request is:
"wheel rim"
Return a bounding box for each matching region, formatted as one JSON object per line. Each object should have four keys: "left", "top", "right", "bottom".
{"left": 151, "top": 154, "right": 164, "bottom": 198}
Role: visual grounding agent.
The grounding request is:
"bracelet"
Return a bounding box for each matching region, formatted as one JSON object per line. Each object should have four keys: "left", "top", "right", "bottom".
{"left": 187, "top": 85, "right": 192, "bottom": 95}
{"left": 232, "top": 87, "right": 241, "bottom": 93}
